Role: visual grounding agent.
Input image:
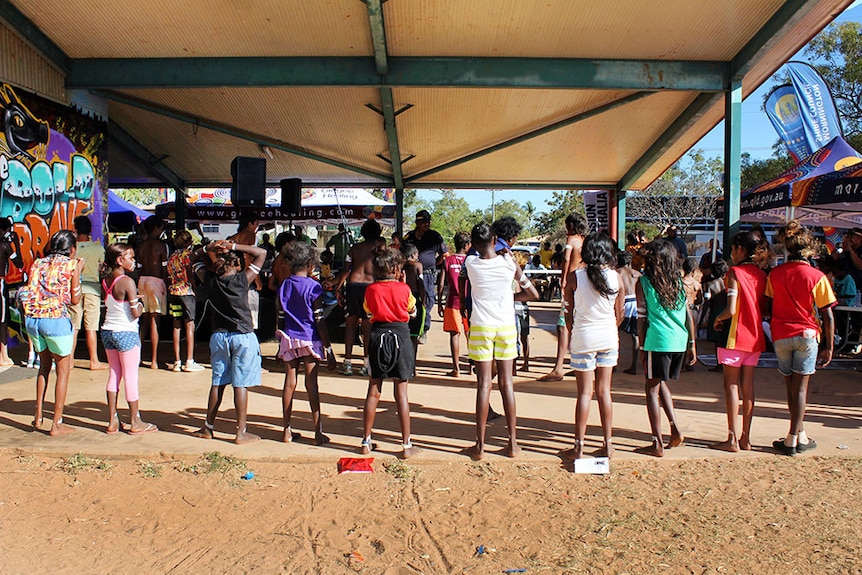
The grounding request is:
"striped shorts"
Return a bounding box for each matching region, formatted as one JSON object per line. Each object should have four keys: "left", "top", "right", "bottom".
{"left": 468, "top": 323, "right": 518, "bottom": 362}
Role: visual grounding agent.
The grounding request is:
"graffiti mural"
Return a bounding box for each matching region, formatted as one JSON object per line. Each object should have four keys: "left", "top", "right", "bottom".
{"left": 0, "top": 84, "right": 107, "bottom": 283}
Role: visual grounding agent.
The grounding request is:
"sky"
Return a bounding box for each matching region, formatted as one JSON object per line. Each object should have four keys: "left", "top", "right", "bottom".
{"left": 421, "top": 1, "right": 862, "bottom": 214}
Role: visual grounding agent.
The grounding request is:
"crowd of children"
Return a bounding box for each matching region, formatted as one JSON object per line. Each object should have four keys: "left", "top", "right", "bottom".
{"left": 18, "top": 212, "right": 850, "bottom": 463}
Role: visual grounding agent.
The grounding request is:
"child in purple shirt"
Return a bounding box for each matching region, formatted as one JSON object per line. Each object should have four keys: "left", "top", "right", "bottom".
{"left": 277, "top": 242, "right": 336, "bottom": 445}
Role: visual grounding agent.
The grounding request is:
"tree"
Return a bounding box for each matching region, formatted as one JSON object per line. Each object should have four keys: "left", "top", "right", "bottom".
{"left": 115, "top": 187, "right": 163, "bottom": 206}
{"left": 626, "top": 149, "right": 723, "bottom": 235}
{"left": 740, "top": 152, "right": 794, "bottom": 190}
{"left": 534, "top": 190, "right": 585, "bottom": 244}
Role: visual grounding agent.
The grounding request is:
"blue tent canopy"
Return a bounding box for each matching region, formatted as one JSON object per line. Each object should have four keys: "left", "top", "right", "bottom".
{"left": 107, "top": 191, "right": 151, "bottom": 231}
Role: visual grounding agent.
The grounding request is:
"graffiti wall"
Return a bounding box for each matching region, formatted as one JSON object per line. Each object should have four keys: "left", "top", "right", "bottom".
{"left": 0, "top": 84, "right": 107, "bottom": 283}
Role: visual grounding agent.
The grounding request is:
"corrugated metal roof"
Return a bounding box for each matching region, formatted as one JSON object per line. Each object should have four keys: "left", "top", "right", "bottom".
{"left": 0, "top": 24, "right": 64, "bottom": 101}
{"left": 0, "top": 0, "right": 855, "bottom": 192}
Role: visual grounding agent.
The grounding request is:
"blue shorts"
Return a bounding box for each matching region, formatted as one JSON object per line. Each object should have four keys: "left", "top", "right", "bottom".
{"left": 773, "top": 335, "right": 819, "bottom": 376}
{"left": 25, "top": 317, "right": 73, "bottom": 357}
{"left": 210, "top": 331, "right": 261, "bottom": 388}
{"left": 102, "top": 330, "right": 141, "bottom": 352}
{"left": 570, "top": 348, "right": 618, "bottom": 371}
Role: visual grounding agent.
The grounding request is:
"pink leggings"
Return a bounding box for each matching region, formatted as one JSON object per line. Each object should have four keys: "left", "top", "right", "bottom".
{"left": 105, "top": 347, "right": 141, "bottom": 402}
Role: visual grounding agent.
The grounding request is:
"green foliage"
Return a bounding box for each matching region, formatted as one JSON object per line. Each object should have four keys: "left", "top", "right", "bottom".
{"left": 139, "top": 461, "right": 162, "bottom": 478}
{"left": 57, "top": 453, "right": 112, "bottom": 475}
{"left": 382, "top": 459, "right": 415, "bottom": 480}
{"left": 740, "top": 152, "right": 794, "bottom": 190}
{"left": 535, "top": 190, "right": 585, "bottom": 243}
{"left": 115, "top": 188, "right": 163, "bottom": 206}
{"left": 624, "top": 220, "right": 661, "bottom": 242}
{"left": 628, "top": 149, "right": 722, "bottom": 235}
{"left": 176, "top": 451, "right": 247, "bottom": 476}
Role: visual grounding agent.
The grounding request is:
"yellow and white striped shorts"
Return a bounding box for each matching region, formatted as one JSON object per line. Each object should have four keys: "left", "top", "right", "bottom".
{"left": 467, "top": 323, "right": 518, "bottom": 362}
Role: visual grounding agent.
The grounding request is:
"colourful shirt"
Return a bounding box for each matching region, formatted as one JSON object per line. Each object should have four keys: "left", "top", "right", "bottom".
{"left": 167, "top": 247, "right": 194, "bottom": 296}
{"left": 640, "top": 276, "right": 689, "bottom": 353}
{"left": 538, "top": 247, "right": 553, "bottom": 268}
{"left": 23, "top": 255, "right": 76, "bottom": 319}
{"left": 278, "top": 275, "right": 323, "bottom": 342}
{"left": 76, "top": 240, "right": 104, "bottom": 296}
{"left": 364, "top": 280, "right": 416, "bottom": 324}
{"left": 724, "top": 263, "right": 767, "bottom": 352}
{"left": 766, "top": 261, "right": 836, "bottom": 342}
{"left": 443, "top": 253, "right": 467, "bottom": 309}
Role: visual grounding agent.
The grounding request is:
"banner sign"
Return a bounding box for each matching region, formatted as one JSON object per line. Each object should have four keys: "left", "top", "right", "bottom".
{"left": 787, "top": 61, "right": 844, "bottom": 154}
{"left": 764, "top": 84, "right": 811, "bottom": 163}
{"left": 583, "top": 190, "right": 609, "bottom": 233}
{"left": 0, "top": 84, "right": 107, "bottom": 283}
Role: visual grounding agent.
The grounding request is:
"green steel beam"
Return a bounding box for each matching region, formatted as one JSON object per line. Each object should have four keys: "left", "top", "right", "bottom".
{"left": 366, "top": 0, "right": 389, "bottom": 74}
{"left": 108, "top": 121, "right": 185, "bottom": 192}
{"left": 0, "top": 1, "right": 68, "bottom": 71}
{"left": 731, "top": 0, "right": 817, "bottom": 77}
{"left": 96, "top": 91, "right": 392, "bottom": 182}
{"left": 405, "top": 92, "right": 653, "bottom": 184}
{"left": 379, "top": 87, "right": 404, "bottom": 190}
{"left": 408, "top": 183, "right": 610, "bottom": 190}
{"left": 65, "top": 57, "right": 729, "bottom": 91}
{"left": 723, "top": 78, "right": 742, "bottom": 250}
{"left": 617, "top": 92, "right": 720, "bottom": 191}
{"left": 616, "top": 188, "right": 626, "bottom": 250}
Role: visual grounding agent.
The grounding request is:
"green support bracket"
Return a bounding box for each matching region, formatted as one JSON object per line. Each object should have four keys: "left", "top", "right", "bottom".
{"left": 616, "top": 188, "right": 627, "bottom": 250}
{"left": 365, "top": 0, "right": 389, "bottom": 74}
{"left": 406, "top": 91, "right": 652, "bottom": 184}
{"left": 723, "top": 78, "right": 742, "bottom": 250}
{"left": 96, "top": 90, "right": 392, "bottom": 182}
{"left": 380, "top": 87, "right": 404, "bottom": 189}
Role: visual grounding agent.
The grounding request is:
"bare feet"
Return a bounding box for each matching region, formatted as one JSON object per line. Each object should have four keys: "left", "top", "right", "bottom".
{"left": 314, "top": 432, "right": 331, "bottom": 446}
{"left": 635, "top": 442, "right": 664, "bottom": 457}
{"left": 518, "top": 364, "right": 529, "bottom": 372}
{"left": 192, "top": 425, "right": 214, "bottom": 439}
{"left": 505, "top": 441, "right": 521, "bottom": 458}
{"left": 149, "top": 362, "right": 160, "bottom": 371}
{"left": 592, "top": 442, "right": 614, "bottom": 458}
{"left": 461, "top": 444, "right": 484, "bottom": 461}
{"left": 444, "top": 369, "right": 460, "bottom": 377}
{"left": 0, "top": 358, "right": 14, "bottom": 367}
{"left": 401, "top": 445, "right": 422, "bottom": 459}
{"left": 31, "top": 416, "right": 43, "bottom": 430}
{"left": 360, "top": 441, "right": 377, "bottom": 455}
{"left": 235, "top": 428, "right": 260, "bottom": 444}
{"left": 538, "top": 371, "right": 564, "bottom": 382}
{"left": 49, "top": 421, "right": 75, "bottom": 436}
{"left": 667, "top": 431, "right": 685, "bottom": 449}
{"left": 739, "top": 435, "right": 752, "bottom": 451}
{"left": 89, "top": 362, "right": 109, "bottom": 371}
{"left": 559, "top": 447, "right": 580, "bottom": 461}
{"left": 710, "top": 433, "right": 740, "bottom": 453}
{"left": 623, "top": 367, "right": 637, "bottom": 375}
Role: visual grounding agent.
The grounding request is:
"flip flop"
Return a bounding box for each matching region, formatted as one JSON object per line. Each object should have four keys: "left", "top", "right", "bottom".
{"left": 129, "top": 423, "right": 158, "bottom": 435}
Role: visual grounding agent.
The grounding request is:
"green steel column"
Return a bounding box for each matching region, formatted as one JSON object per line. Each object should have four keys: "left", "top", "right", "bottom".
{"left": 616, "top": 189, "right": 627, "bottom": 250}
{"left": 395, "top": 188, "right": 404, "bottom": 239}
{"left": 176, "top": 187, "right": 186, "bottom": 231}
{"left": 723, "top": 77, "right": 742, "bottom": 251}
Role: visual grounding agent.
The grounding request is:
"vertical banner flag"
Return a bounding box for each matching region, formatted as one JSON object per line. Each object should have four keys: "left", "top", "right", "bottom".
{"left": 583, "top": 190, "right": 609, "bottom": 234}
{"left": 786, "top": 61, "right": 844, "bottom": 153}
{"left": 764, "top": 84, "right": 810, "bottom": 163}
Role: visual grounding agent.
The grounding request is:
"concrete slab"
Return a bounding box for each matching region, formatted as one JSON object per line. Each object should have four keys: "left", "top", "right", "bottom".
{"left": 1, "top": 301, "right": 860, "bottom": 463}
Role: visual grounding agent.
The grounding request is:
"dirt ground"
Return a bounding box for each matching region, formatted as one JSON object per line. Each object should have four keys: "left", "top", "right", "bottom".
{"left": 1, "top": 301, "right": 861, "bottom": 573}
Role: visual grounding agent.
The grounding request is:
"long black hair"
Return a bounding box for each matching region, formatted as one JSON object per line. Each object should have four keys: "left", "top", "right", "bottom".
{"left": 643, "top": 239, "right": 684, "bottom": 310}
{"left": 731, "top": 230, "right": 772, "bottom": 269}
{"left": 582, "top": 233, "right": 618, "bottom": 298}
{"left": 49, "top": 230, "right": 77, "bottom": 257}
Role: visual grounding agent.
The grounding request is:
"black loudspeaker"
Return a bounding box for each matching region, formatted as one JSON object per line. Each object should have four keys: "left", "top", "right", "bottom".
{"left": 280, "top": 178, "right": 302, "bottom": 213}
{"left": 230, "top": 156, "right": 266, "bottom": 207}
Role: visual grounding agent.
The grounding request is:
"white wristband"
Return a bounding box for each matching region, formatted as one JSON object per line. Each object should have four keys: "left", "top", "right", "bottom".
{"left": 231, "top": 243, "right": 237, "bottom": 251}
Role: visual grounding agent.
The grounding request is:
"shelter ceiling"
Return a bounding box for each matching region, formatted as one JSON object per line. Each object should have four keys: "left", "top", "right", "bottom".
{"left": 1, "top": 0, "right": 854, "bottom": 192}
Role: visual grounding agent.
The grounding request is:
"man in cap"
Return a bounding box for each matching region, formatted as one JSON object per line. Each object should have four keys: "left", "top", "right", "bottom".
{"left": 404, "top": 210, "right": 449, "bottom": 343}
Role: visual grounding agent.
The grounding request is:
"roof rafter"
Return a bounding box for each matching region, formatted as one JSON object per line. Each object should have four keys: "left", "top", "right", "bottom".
{"left": 108, "top": 121, "right": 185, "bottom": 191}
{"left": 65, "top": 57, "right": 730, "bottom": 92}
{"left": 405, "top": 91, "right": 654, "bottom": 184}
{"left": 0, "top": 0, "right": 68, "bottom": 71}
{"left": 96, "top": 90, "right": 392, "bottom": 182}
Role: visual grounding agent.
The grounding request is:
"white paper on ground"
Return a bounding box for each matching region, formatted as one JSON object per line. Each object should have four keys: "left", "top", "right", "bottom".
{"left": 574, "top": 457, "right": 609, "bottom": 474}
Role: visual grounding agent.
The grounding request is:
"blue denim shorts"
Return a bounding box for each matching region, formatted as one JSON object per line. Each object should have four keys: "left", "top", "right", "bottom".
{"left": 570, "top": 348, "right": 618, "bottom": 372}
{"left": 25, "top": 317, "right": 73, "bottom": 357}
{"left": 101, "top": 330, "right": 141, "bottom": 352}
{"left": 773, "top": 335, "right": 819, "bottom": 376}
{"left": 210, "top": 331, "right": 261, "bottom": 388}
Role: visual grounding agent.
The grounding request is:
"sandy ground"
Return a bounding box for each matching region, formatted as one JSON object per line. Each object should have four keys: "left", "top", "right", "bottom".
{"left": 1, "top": 301, "right": 861, "bottom": 573}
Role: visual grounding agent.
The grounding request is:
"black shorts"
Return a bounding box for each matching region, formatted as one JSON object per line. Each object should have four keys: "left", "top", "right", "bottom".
{"left": 369, "top": 322, "right": 413, "bottom": 380}
{"left": 169, "top": 294, "right": 196, "bottom": 321}
{"left": 644, "top": 351, "right": 684, "bottom": 381}
{"left": 620, "top": 316, "right": 638, "bottom": 335}
{"left": 346, "top": 282, "right": 370, "bottom": 318}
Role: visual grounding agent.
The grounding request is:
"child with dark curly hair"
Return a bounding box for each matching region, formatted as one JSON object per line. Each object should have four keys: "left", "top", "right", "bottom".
{"left": 360, "top": 247, "right": 419, "bottom": 459}
{"left": 192, "top": 239, "right": 267, "bottom": 444}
